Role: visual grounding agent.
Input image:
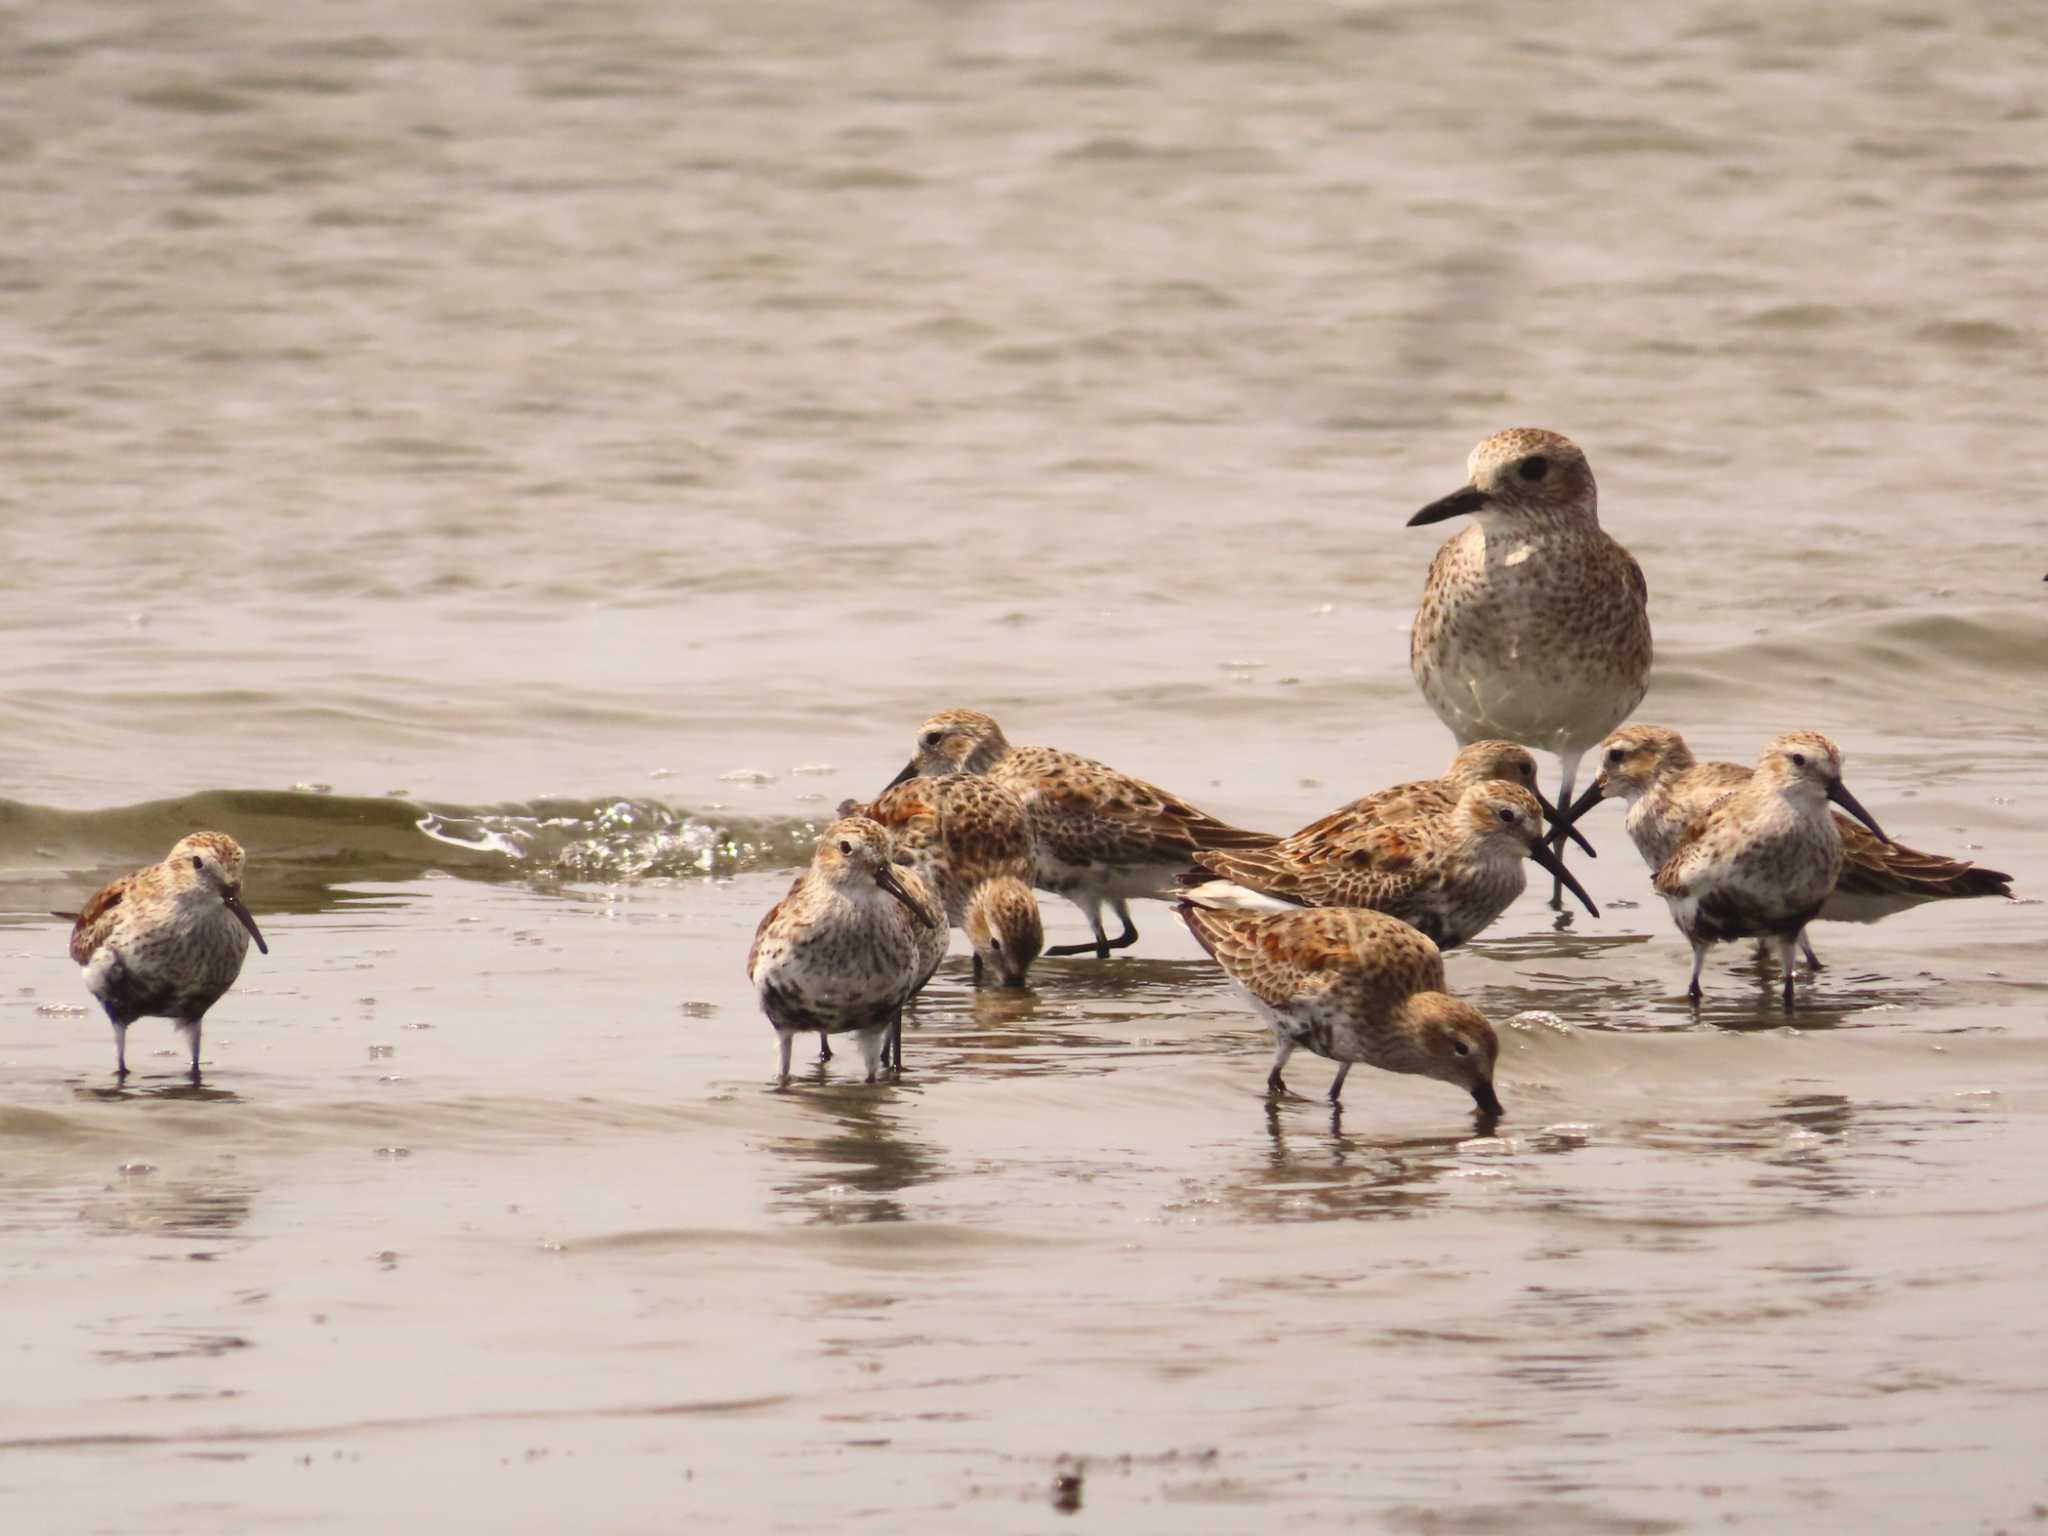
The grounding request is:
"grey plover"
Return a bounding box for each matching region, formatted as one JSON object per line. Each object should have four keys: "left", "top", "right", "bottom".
{"left": 1181, "top": 780, "right": 1597, "bottom": 948}
{"left": 1650, "top": 732, "right": 1890, "bottom": 1007}
{"left": 1407, "top": 428, "right": 1652, "bottom": 901}
{"left": 888, "top": 708, "right": 1273, "bottom": 959}
{"left": 66, "top": 832, "right": 268, "bottom": 1081}
{"left": 747, "top": 817, "right": 947, "bottom": 1084}
{"left": 1178, "top": 899, "right": 1504, "bottom": 1115}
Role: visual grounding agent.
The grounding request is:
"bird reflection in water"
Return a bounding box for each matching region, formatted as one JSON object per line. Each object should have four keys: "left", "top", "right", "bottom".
{"left": 766, "top": 1088, "right": 943, "bottom": 1225}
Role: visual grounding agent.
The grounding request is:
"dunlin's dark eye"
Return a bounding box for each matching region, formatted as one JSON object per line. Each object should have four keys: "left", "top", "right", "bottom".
{"left": 1496, "top": 807, "right": 1515, "bottom": 823}
{"left": 1518, "top": 455, "right": 1549, "bottom": 482}
{"left": 191, "top": 856, "right": 204, "bottom": 872}
{"left": 838, "top": 840, "right": 853, "bottom": 854}
{"left": 1453, "top": 1041, "right": 1471, "bottom": 1057}
{"left": 1607, "top": 747, "right": 1624, "bottom": 763}
{"left": 922, "top": 731, "right": 941, "bottom": 747}
{"left": 1790, "top": 752, "right": 1807, "bottom": 768}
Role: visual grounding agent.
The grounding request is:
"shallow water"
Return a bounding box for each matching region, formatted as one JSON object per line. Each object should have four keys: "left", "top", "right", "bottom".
{"left": 3, "top": 0, "right": 2046, "bottom": 1530}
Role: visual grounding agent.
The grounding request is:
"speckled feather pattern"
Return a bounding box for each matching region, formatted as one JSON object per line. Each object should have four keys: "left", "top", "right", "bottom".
{"left": 1594, "top": 724, "right": 2012, "bottom": 920}
{"left": 901, "top": 709, "right": 1272, "bottom": 922}
{"left": 1187, "top": 782, "right": 1553, "bottom": 950}
{"left": 1410, "top": 429, "right": 1652, "bottom": 754}
{"left": 862, "top": 772, "right": 1044, "bottom": 983}
{"left": 1177, "top": 902, "right": 1501, "bottom": 1108}
{"left": 747, "top": 818, "right": 947, "bottom": 1039}
{"left": 71, "top": 832, "right": 256, "bottom": 1028}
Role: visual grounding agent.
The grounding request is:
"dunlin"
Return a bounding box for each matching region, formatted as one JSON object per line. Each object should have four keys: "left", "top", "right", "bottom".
{"left": 65, "top": 832, "right": 268, "bottom": 1081}
{"left": 1650, "top": 733, "right": 1890, "bottom": 1007}
{"left": 1181, "top": 781, "right": 1597, "bottom": 948}
{"left": 1565, "top": 723, "right": 2013, "bottom": 968}
{"left": 1261, "top": 739, "right": 1594, "bottom": 857}
{"left": 1177, "top": 899, "right": 1504, "bottom": 1115}
{"left": 748, "top": 817, "right": 947, "bottom": 1084}
{"left": 1407, "top": 428, "right": 1652, "bottom": 900}
{"left": 861, "top": 772, "right": 1045, "bottom": 988}
{"left": 888, "top": 708, "right": 1273, "bottom": 959}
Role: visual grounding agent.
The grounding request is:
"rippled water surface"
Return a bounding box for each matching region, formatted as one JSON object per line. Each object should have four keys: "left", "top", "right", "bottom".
{"left": 3, "top": 1, "right": 2045, "bottom": 1530}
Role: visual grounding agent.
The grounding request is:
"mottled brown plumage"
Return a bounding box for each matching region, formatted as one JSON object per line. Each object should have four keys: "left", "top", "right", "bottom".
{"left": 889, "top": 708, "right": 1273, "bottom": 959}
{"left": 860, "top": 773, "right": 1044, "bottom": 987}
{"left": 1568, "top": 724, "right": 2013, "bottom": 967}
{"left": 1177, "top": 901, "right": 1503, "bottom": 1114}
{"left": 1182, "top": 781, "right": 1597, "bottom": 948}
{"left": 1652, "top": 733, "right": 1891, "bottom": 1008}
{"left": 68, "top": 832, "right": 268, "bottom": 1080}
{"left": 748, "top": 817, "right": 947, "bottom": 1084}
{"left": 1407, "top": 428, "right": 1652, "bottom": 901}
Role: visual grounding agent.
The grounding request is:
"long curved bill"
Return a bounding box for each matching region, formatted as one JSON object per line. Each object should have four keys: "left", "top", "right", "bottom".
{"left": 1527, "top": 839, "right": 1599, "bottom": 918}
{"left": 1535, "top": 788, "right": 1597, "bottom": 858}
{"left": 883, "top": 760, "right": 919, "bottom": 792}
{"left": 1472, "top": 1080, "right": 1504, "bottom": 1118}
{"left": 1826, "top": 780, "right": 1891, "bottom": 845}
{"left": 223, "top": 890, "right": 269, "bottom": 955}
{"left": 874, "top": 863, "right": 938, "bottom": 929}
{"left": 1407, "top": 487, "right": 1489, "bottom": 526}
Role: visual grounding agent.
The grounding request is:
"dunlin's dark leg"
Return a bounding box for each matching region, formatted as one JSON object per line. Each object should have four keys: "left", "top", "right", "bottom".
{"left": 1686, "top": 943, "right": 1707, "bottom": 1003}
{"left": 107, "top": 1010, "right": 130, "bottom": 1078}
{"left": 181, "top": 1018, "right": 203, "bottom": 1083}
{"left": 1798, "top": 931, "right": 1822, "bottom": 970}
{"left": 1327, "top": 1063, "right": 1351, "bottom": 1104}
{"left": 1777, "top": 936, "right": 1800, "bottom": 1010}
{"left": 816, "top": 1031, "right": 832, "bottom": 1062}
{"left": 1045, "top": 897, "right": 1113, "bottom": 959}
{"left": 1266, "top": 1036, "right": 1295, "bottom": 1096}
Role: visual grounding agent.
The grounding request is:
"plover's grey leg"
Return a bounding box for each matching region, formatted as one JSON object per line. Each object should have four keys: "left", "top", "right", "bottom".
{"left": 1548, "top": 748, "right": 1585, "bottom": 908}
{"left": 858, "top": 1026, "right": 886, "bottom": 1084}
{"left": 108, "top": 1011, "right": 129, "bottom": 1078}
{"left": 776, "top": 1029, "right": 796, "bottom": 1087}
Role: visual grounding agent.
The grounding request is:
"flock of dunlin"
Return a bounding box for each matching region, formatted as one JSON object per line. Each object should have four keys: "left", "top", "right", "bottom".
{"left": 64, "top": 430, "right": 2015, "bottom": 1118}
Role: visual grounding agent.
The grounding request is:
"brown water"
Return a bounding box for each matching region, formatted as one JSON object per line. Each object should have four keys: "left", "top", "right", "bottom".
{"left": 4, "top": 1, "right": 2046, "bottom": 1529}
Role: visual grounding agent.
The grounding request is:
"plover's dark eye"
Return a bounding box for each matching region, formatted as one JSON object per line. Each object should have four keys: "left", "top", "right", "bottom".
{"left": 1790, "top": 752, "right": 1807, "bottom": 768}
{"left": 838, "top": 840, "right": 853, "bottom": 854}
{"left": 191, "top": 856, "right": 204, "bottom": 872}
{"left": 1518, "top": 455, "right": 1549, "bottom": 482}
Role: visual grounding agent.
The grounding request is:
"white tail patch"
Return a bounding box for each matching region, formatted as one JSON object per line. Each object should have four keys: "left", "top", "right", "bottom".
{"left": 1178, "top": 880, "right": 1299, "bottom": 915}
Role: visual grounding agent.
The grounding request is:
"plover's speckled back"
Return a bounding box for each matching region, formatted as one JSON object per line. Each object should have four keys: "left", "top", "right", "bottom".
{"left": 748, "top": 816, "right": 947, "bottom": 1084}
{"left": 1565, "top": 722, "right": 2014, "bottom": 969}
{"left": 888, "top": 708, "right": 1274, "bottom": 960}
{"left": 65, "top": 831, "right": 269, "bottom": 1081}
{"left": 1651, "top": 733, "right": 1890, "bottom": 1008}
{"left": 1177, "top": 900, "right": 1503, "bottom": 1115}
{"left": 1407, "top": 428, "right": 1652, "bottom": 901}
{"left": 1182, "top": 780, "right": 1597, "bottom": 949}
{"left": 861, "top": 772, "right": 1044, "bottom": 988}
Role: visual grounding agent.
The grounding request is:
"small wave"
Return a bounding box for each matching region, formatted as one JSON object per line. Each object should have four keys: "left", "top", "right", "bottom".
{"left": 0, "top": 790, "right": 828, "bottom": 915}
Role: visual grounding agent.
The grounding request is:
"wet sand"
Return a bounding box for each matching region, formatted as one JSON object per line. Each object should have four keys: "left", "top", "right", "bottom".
{"left": 4, "top": 0, "right": 2047, "bottom": 1529}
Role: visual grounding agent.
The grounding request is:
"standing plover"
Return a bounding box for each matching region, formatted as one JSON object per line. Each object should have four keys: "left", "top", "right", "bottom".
{"left": 1181, "top": 780, "right": 1597, "bottom": 948}
{"left": 861, "top": 772, "right": 1044, "bottom": 988}
{"left": 1565, "top": 723, "right": 2012, "bottom": 968}
{"left": 748, "top": 817, "right": 947, "bottom": 1084}
{"left": 1650, "top": 733, "right": 1890, "bottom": 1007}
{"left": 65, "top": 832, "right": 268, "bottom": 1081}
{"left": 1178, "top": 899, "right": 1504, "bottom": 1115}
{"left": 1407, "top": 428, "right": 1651, "bottom": 902}
{"left": 888, "top": 708, "right": 1273, "bottom": 959}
